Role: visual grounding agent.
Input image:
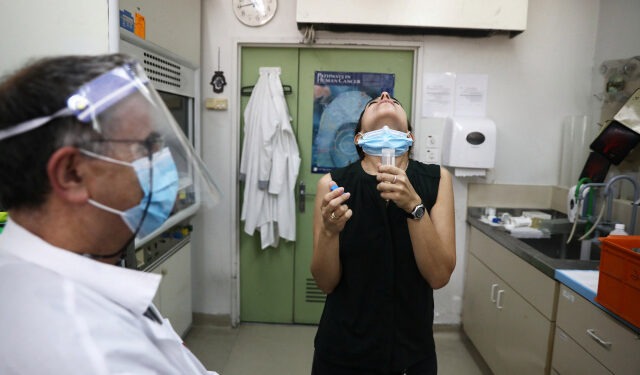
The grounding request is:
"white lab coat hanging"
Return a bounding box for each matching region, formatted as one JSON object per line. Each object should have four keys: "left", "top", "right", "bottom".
{"left": 240, "top": 67, "right": 301, "bottom": 249}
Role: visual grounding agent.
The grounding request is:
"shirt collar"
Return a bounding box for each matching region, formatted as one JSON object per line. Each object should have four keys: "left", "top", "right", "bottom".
{"left": 0, "top": 218, "right": 161, "bottom": 316}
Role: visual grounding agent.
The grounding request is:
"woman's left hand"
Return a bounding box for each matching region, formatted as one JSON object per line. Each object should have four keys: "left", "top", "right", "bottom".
{"left": 376, "top": 164, "right": 422, "bottom": 213}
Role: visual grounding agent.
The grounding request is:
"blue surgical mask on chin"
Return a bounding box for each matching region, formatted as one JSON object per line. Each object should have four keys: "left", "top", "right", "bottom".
{"left": 357, "top": 125, "right": 413, "bottom": 156}
{"left": 80, "top": 147, "right": 179, "bottom": 239}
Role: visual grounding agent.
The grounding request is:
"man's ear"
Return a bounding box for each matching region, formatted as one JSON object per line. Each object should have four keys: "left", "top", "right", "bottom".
{"left": 46, "top": 146, "right": 89, "bottom": 204}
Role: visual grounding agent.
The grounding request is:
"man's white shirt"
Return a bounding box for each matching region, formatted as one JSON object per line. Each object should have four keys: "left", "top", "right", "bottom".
{"left": 0, "top": 218, "right": 218, "bottom": 375}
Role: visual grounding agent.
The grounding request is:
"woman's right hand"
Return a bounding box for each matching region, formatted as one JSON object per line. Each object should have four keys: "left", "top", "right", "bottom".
{"left": 320, "top": 181, "right": 352, "bottom": 235}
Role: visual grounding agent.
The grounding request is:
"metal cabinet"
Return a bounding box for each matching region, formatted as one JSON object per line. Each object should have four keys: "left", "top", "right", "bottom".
{"left": 152, "top": 242, "right": 192, "bottom": 337}
{"left": 494, "top": 278, "right": 553, "bottom": 375}
{"left": 463, "top": 227, "right": 558, "bottom": 375}
{"left": 552, "top": 327, "right": 612, "bottom": 375}
{"left": 463, "top": 254, "right": 502, "bottom": 371}
{"left": 554, "top": 285, "right": 640, "bottom": 375}
{"left": 464, "top": 253, "right": 553, "bottom": 375}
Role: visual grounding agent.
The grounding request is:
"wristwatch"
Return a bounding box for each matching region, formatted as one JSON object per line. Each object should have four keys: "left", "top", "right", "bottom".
{"left": 407, "top": 203, "right": 426, "bottom": 220}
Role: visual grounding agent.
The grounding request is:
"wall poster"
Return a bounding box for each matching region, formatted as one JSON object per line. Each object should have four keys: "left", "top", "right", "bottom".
{"left": 311, "top": 71, "right": 395, "bottom": 173}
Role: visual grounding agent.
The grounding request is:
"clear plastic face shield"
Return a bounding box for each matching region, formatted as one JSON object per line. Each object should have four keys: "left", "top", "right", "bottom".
{"left": 0, "top": 62, "right": 221, "bottom": 246}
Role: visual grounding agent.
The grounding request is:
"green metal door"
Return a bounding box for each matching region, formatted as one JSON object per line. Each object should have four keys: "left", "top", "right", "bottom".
{"left": 239, "top": 47, "right": 300, "bottom": 323}
{"left": 293, "top": 48, "right": 414, "bottom": 323}
{"left": 240, "top": 47, "right": 414, "bottom": 324}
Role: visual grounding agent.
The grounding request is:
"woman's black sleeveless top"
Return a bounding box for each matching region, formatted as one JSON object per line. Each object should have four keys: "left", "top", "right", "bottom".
{"left": 314, "top": 159, "right": 441, "bottom": 372}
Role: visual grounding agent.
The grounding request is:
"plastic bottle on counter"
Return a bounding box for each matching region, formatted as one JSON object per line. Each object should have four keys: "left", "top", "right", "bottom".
{"left": 609, "top": 223, "right": 629, "bottom": 236}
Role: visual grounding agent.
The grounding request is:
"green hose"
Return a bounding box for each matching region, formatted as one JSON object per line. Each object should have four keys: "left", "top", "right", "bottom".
{"left": 576, "top": 177, "right": 594, "bottom": 237}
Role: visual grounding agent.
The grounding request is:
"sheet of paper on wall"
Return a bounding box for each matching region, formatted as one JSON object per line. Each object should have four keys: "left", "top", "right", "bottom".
{"left": 422, "top": 72, "right": 455, "bottom": 118}
{"left": 454, "top": 74, "right": 488, "bottom": 117}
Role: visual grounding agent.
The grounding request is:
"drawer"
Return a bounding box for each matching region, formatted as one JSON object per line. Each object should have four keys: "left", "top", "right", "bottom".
{"left": 557, "top": 284, "right": 640, "bottom": 375}
{"left": 552, "top": 327, "right": 612, "bottom": 375}
{"left": 469, "top": 227, "right": 558, "bottom": 320}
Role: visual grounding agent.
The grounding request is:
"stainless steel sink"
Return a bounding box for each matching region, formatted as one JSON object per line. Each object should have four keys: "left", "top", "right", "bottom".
{"left": 519, "top": 234, "right": 601, "bottom": 261}
{"left": 469, "top": 207, "right": 601, "bottom": 263}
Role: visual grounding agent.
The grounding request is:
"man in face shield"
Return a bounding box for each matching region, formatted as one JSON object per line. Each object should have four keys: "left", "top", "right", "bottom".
{"left": 0, "top": 54, "right": 219, "bottom": 374}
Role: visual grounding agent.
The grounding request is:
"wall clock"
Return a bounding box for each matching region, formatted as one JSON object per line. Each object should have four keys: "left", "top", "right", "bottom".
{"left": 232, "top": 0, "right": 277, "bottom": 27}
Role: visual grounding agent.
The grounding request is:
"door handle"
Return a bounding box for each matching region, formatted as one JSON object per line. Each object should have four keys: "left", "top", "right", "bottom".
{"left": 298, "top": 181, "right": 316, "bottom": 213}
{"left": 496, "top": 290, "right": 504, "bottom": 309}
{"left": 490, "top": 283, "right": 499, "bottom": 302}
{"left": 586, "top": 329, "right": 612, "bottom": 349}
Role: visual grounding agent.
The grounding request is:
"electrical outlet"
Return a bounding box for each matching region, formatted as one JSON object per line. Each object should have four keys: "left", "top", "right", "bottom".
{"left": 425, "top": 148, "right": 441, "bottom": 164}
{"left": 426, "top": 134, "right": 440, "bottom": 148}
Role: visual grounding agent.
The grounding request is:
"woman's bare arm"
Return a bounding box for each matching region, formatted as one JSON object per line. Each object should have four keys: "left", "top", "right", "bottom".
{"left": 310, "top": 173, "right": 353, "bottom": 294}
{"left": 377, "top": 165, "right": 456, "bottom": 289}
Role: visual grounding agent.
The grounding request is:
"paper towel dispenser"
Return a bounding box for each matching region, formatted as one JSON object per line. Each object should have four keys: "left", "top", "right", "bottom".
{"left": 442, "top": 117, "right": 496, "bottom": 169}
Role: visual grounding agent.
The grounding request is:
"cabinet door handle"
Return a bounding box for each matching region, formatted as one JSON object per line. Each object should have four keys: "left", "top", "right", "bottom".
{"left": 586, "top": 329, "right": 612, "bottom": 349}
{"left": 496, "top": 290, "right": 504, "bottom": 309}
{"left": 490, "top": 284, "right": 499, "bottom": 302}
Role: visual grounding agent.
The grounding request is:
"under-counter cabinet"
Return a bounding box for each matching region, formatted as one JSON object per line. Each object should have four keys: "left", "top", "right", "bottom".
{"left": 151, "top": 242, "right": 193, "bottom": 337}
{"left": 463, "top": 227, "right": 559, "bottom": 375}
{"left": 553, "top": 285, "right": 640, "bottom": 375}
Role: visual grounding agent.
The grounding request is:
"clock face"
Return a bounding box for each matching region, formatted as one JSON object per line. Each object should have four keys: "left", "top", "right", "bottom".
{"left": 232, "top": 0, "right": 277, "bottom": 27}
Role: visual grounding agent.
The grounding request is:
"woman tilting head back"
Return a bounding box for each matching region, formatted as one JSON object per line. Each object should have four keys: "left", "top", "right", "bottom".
{"left": 310, "top": 91, "right": 456, "bottom": 374}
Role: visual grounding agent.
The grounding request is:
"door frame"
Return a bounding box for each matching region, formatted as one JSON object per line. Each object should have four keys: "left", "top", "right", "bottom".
{"left": 230, "top": 37, "right": 424, "bottom": 326}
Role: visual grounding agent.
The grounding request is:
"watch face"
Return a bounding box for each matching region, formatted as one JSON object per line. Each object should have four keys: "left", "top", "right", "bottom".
{"left": 232, "top": 0, "right": 277, "bottom": 27}
{"left": 415, "top": 205, "right": 426, "bottom": 219}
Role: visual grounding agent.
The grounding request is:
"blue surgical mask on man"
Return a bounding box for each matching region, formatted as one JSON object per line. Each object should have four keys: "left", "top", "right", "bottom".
{"left": 357, "top": 125, "right": 413, "bottom": 156}
{"left": 80, "top": 147, "right": 179, "bottom": 238}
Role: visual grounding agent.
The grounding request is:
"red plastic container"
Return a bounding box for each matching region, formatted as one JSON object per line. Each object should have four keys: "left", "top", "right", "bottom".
{"left": 595, "top": 235, "right": 640, "bottom": 328}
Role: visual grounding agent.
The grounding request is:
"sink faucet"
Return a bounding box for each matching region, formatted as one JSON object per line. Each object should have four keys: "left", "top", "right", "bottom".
{"left": 572, "top": 176, "right": 639, "bottom": 241}
{"left": 577, "top": 183, "right": 606, "bottom": 221}
{"left": 603, "top": 175, "right": 639, "bottom": 235}
{"left": 565, "top": 183, "right": 607, "bottom": 244}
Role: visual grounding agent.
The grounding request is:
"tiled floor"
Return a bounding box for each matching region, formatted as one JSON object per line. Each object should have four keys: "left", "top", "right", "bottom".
{"left": 185, "top": 323, "right": 492, "bottom": 375}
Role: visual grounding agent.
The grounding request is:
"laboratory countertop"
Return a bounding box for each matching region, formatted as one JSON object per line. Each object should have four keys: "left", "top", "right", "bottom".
{"left": 467, "top": 207, "right": 638, "bottom": 332}
{"left": 466, "top": 207, "right": 599, "bottom": 279}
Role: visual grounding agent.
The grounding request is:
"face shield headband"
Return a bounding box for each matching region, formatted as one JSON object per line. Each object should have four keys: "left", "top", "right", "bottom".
{"left": 0, "top": 63, "right": 150, "bottom": 142}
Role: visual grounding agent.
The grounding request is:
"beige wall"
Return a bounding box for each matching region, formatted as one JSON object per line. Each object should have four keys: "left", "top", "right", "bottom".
{"left": 0, "top": 0, "right": 109, "bottom": 76}
{"left": 468, "top": 184, "right": 553, "bottom": 208}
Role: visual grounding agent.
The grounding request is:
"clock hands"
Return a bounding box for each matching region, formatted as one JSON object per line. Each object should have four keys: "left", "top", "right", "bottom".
{"left": 237, "top": 1, "right": 256, "bottom": 9}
